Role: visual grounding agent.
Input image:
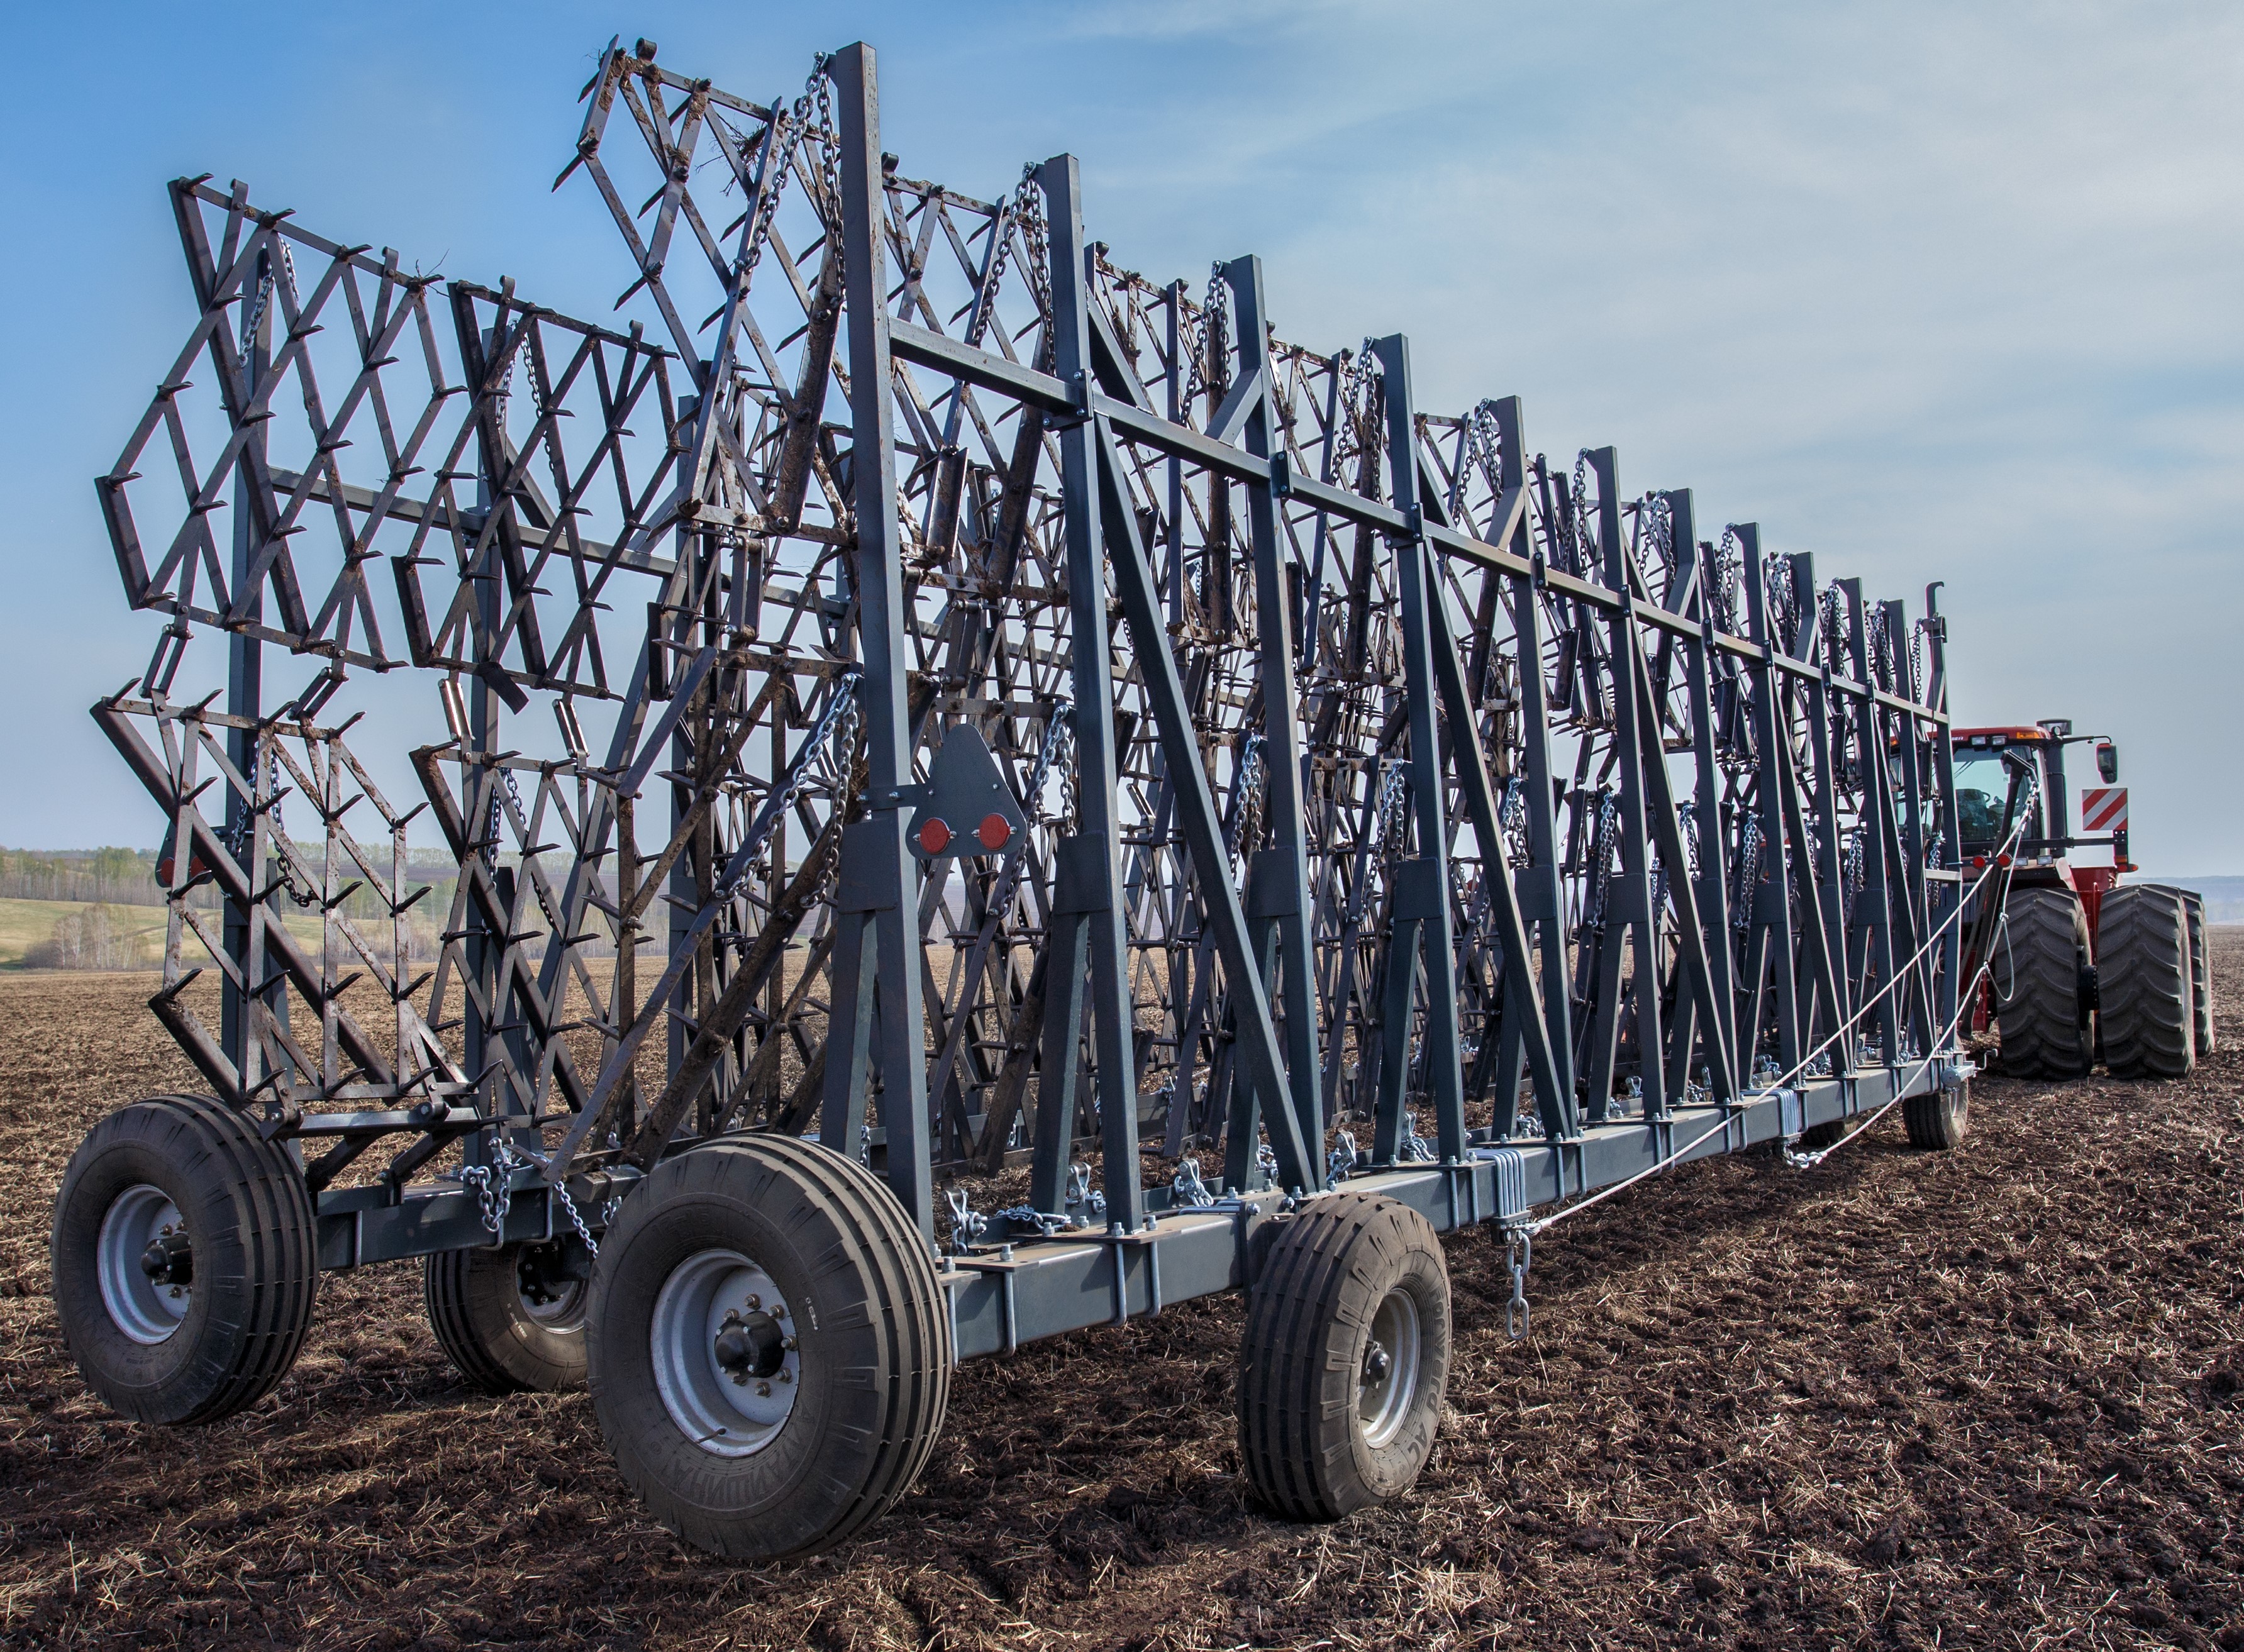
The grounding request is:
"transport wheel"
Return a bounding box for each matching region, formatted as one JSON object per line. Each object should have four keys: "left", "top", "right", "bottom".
{"left": 50, "top": 1094, "right": 318, "bottom": 1426}
{"left": 1237, "top": 1191, "right": 1452, "bottom": 1522}
{"left": 2143, "top": 884, "right": 2214, "bottom": 1057}
{"left": 1903, "top": 1079, "right": 1970, "bottom": 1150}
{"left": 584, "top": 1134, "right": 950, "bottom": 1560}
{"left": 1996, "top": 888, "right": 2092, "bottom": 1078}
{"left": 424, "top": 1241, "right": 587, "bottom": 1394}
{"left": 2096, "top": 885, "right": 2196, "bottom": 1078}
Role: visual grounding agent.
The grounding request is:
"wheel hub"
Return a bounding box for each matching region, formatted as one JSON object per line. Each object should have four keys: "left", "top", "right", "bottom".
{"left": 713, "top": 1310, "right": 787, "bottom": 1381}
{"left": 650, "top": 1249, "right": 801, "bottom": 1458}
{"left": 514, "top": 1241, "right": 587, "bottom": 1326}
{"left": 1357, "top": 1286, "right": 1421, "bottom": 1450}
{"left": 97, "top": 1184, "right": 192, "bottom": 1344}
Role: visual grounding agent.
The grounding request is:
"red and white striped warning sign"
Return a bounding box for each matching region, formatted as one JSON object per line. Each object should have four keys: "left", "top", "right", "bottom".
{"left": 2080, "top": 787, "right": 2128, "bottom": 834}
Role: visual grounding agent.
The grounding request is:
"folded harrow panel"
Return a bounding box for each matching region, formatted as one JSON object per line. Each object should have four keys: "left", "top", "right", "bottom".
{"left": 57, "top": 37, "right": 1974, "bottom": 1556}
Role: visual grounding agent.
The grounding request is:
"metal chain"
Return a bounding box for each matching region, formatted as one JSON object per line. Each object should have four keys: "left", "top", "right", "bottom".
{"left": 1764, "top": 554, "right": 1796, "bottom": 643}
{"left": 553, "top": 1172, "right": 601, "bottom": 1256}
{"left": 1636, "top": 491, "right": 1674, "bottom": 587}
{"left": 248, "top": 746, "right": 319, "bottom": 909}
{"left": 1569, "top": 451, "right": 1596, "bottom": 577}
{"left": 737, "top": 104, "right": 799, "bottom": 284}
{"left": 1460, "top": 399, "right": 1505, "bottom": 503}
{"left": 1016, "top": 174, "right": 1052, "bottom": 328}
{"left": 714, "top": 669, "right": 862, "bottom": 907}
{"left": 1585, "top": 789, "right": 1618, "bottom": 929}
{"left": 1713, "top": 527, "right": 1746, "bottom": 636}
{"left": 976, "top": 700, "right": 1076, "bottom": 927}
{"left": 1731, "top": 815, "right": 1764, "bottom": 932}
{"left": 458, "top": 1139, "right": 523, "bottom": 1239}
{"left": 810, "top": 59, "right": 841, "bottom": 233}
{"left": 1182, "top": 264, "right": 1230, "bottom": 407}
{"left": 1498, "top": 773, "right": 1528, "bottom": 868}
{"left": 1226, "top": 733, "right": 1266, "bottom": 870}
{"left": 1375, "top": 758, "right": 1411, "bottom": 863}
{"left": 1327, "top": 345, "right": 1379, "bottom": 479}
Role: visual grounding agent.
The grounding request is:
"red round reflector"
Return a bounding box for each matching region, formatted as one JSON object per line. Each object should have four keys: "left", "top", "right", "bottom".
{"left": 918, "top": 817, "right": 952, "bottom": 855}
{"left": 978, "top": 813, "right": 1012, "bottom": 851}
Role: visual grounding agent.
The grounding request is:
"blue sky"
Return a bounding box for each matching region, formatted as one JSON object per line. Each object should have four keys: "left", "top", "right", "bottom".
{"left": 4, "top": 1, "right": 2240, "bottom": 867}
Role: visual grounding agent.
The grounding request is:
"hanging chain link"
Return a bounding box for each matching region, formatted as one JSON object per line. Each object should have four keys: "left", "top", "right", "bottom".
{"left": 457, "top": 1138, "right": 523, "bottom": 1239}
{"left": 552, "top": 1173, "right": 601, "bottom": 1256}
{"left": 1732, "top": 815, "right": 1764, "bottom": 932}
{"left": 1459, "top": 399, "right": 1506, "bottom": 503}
{"left": 714, "top": 668, "right": 862, "bottom": 909}
{"left": 736, "top": 101, "right": 800, "bottom": 284}
{"left": 238, "top": 235, "right": 298, "bottom": 359}
{"left": 228, "top": 743, "right": 319, "bottom": 909}
{"left": 1713, "top": 527, "right": 1746, "bottom": 636}
{"left": 1182, "top": 264, "right": 1230, "bottom": 408}
{"left": 1585, "top": 788, "right": 1619, "bottom": 930}
{"left": 1225, "top": 734, "right": 1266, "bottom": 871}
{"left": 1374, "top": 758, "right": 1411, "bottom": 864}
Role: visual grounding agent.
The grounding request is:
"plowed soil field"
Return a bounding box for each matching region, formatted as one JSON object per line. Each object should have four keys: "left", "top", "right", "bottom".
{"left": 2, "top": 939, "right": 2240, "bottom": 1650}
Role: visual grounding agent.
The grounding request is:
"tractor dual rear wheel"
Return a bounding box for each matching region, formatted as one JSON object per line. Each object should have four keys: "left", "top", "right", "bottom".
{"left": 2098, "top": 885, "right": 2196, "bottom": 1079}
{"left": 51, "top": 1094, "right": 319, "bottom": 1426}
{"left": 1996, "top": 888, "right": 2093, "bottom": 1078}
{"left": 585, "top": 1135, "right": 951, "bottom": 1560}
{"left": 1238, "top": 1192, "right": 1452, "bottom": 1521}
{"left": 2141, "top": 883, "right": 2214, "bottom": 1059}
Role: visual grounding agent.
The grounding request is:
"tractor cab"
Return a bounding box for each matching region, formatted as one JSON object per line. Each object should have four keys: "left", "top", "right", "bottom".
{"left": 1952, "top": 719, "right": 2127, "bottom": 915}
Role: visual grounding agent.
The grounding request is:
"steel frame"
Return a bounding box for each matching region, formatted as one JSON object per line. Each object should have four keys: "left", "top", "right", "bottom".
{"left": 92, "top": 38, "right": 1967, "bottom": 1330}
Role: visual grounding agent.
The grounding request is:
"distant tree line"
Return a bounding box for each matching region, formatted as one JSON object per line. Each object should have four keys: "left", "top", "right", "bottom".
{"left": 0, "top": 846, "right": 184, "bottom": 906}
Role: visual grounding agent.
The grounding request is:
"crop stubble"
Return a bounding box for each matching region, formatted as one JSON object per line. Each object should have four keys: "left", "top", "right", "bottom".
{"left": 0, "top": 939, "right": 2238, "bottom": 1649}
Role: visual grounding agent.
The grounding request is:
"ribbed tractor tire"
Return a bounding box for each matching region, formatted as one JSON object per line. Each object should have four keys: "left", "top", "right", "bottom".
{"left": 1996, "top": 888, "right": 2092, "bottom": 1078}
{"left": 424, "top": 1242, "right": 588, "bottom": 1394}
{"left": 2097, "top": 885, "right": 2196, "bottom": 1078}
{"left": 50, "top": 1094, "right": 318, "bottom": 1426}
{"left": 1238, "top": 1192, "right": 1452, "bottom": 1522}
{"left": 2143, "top": 884, "right": 2214, "bottom": 1058}
{"left": 1903, "top": 1080, "right": 1970, "bottom": 1150}
{"left": 584, "top": 1134, "right": 950, "bottom": 1560}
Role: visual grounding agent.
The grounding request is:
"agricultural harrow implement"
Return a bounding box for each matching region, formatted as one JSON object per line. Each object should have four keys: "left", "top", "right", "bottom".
{"left": 54, "top": 38, "right": 1982, "bottom": 1557}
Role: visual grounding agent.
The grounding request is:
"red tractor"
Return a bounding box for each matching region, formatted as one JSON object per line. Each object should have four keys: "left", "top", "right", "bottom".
{"left": 1954, "top": 719, "right": 2211, "bottom": 1079}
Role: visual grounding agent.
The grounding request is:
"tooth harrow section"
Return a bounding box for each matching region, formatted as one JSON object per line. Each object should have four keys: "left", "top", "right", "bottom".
{"left": 64, "top": 35, "right": 1970, "bottom": 1557}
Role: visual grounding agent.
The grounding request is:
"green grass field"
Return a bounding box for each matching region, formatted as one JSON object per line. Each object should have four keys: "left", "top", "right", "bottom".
{"left": 0, "top": 898, "right": 324, "bottom": 970}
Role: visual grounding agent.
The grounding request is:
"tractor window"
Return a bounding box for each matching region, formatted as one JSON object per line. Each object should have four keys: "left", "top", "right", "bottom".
{"left": 1953, "top": 750, "right": 2036, "bottom": 846}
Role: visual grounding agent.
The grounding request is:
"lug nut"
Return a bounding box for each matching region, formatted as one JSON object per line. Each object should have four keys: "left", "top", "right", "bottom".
{"left": 755, "top": 1380, "right": 771, "bottom": 1397}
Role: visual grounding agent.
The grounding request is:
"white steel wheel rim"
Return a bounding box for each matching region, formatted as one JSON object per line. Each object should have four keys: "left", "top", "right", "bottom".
{"left": 1358, "top": 1285, "right": 1422, "bottom": 1450}
{"left": 97, "top": 1184, "right": 189, "bottom": 1345}
{"left": 649, "top": 1248, "right": 800, "bottom": 1459}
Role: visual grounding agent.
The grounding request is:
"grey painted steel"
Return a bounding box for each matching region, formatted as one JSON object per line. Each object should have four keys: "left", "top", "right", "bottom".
{"left": 89, "top": 37, "right": 1967, "bottom": 1368}
{"left": 97, "top": 1184, "right": 189, "bottom": 1345}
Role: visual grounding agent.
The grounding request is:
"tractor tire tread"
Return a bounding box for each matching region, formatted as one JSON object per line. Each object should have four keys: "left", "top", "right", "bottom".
{"left": 1996, "top": 889, "right": 2089, "bottom": 1078}
{"left": 2097, "top": 885, "right": 2195, "bottom": 1079}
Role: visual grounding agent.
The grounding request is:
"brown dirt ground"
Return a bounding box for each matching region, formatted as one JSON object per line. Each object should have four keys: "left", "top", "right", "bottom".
{"left": 1, "top": 938, "right": 2240, "bottom": 1651}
